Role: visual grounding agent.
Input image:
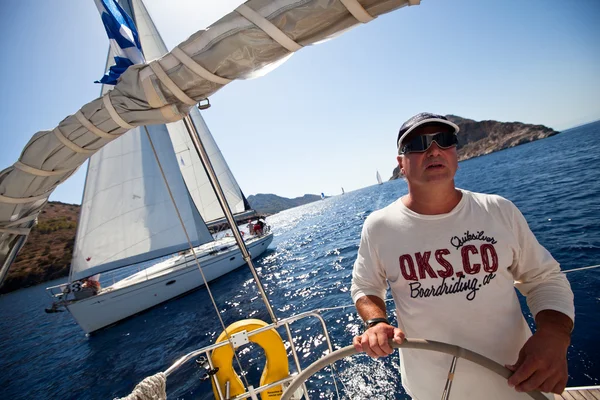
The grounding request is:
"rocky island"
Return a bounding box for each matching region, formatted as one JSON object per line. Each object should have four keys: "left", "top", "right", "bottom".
{"left": 246, "top": 194, "right": 322, "bottom": 215}
{"left": 391, "top": 115, "right": 559, "bottom": 179}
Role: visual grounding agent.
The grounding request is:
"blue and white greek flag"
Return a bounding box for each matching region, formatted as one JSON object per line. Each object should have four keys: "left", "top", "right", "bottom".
{"left": 94, "top": 0, "right": 145, "bottom": 85}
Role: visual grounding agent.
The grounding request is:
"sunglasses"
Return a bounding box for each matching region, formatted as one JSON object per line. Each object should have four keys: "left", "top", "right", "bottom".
{"left": 399, "top": 131, "right": 458, "bottom": 154}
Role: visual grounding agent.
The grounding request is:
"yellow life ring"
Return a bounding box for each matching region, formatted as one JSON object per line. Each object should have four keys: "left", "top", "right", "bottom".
{"left": 211, "top": 319, "right": 289, "bottom": 399}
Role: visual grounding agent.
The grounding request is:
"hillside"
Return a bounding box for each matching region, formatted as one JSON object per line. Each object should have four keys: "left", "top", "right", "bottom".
{"left": 0, "top": 202, "right": 79, "bottom": 294}
{"left": 391, "top": 115, "right": 559, "bottom": 179}
{"left": 247, "top": 193, "right": 322, "bottom": 215}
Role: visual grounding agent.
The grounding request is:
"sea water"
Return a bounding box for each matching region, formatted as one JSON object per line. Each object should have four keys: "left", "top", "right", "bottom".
{"left": 1, "top": 121, "right": 598, "bottom": 399}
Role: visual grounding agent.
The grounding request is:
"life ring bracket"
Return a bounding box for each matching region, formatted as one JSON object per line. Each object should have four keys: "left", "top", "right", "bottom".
{"left": 229, "top": 329, "right": 250, "bottom": 348}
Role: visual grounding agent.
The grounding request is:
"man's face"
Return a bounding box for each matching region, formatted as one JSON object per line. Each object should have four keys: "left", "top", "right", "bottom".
{"left": 397, "top": 123, "right": 459, "bottom": 186}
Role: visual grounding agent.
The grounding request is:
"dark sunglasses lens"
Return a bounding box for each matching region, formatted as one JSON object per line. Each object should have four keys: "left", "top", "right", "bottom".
{"left": 402, "top": 132, "right": 456, "bottom": 153}
{"left": 432, "top": 132, "right": 458, "bottom": 147}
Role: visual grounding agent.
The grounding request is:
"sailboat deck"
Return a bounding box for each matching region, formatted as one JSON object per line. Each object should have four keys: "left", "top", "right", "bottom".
{"left": 555, "top": 386, "right": 600, "bottom": 399}
{"left": 104, "top": 236, "right": 242, "bottom": 290}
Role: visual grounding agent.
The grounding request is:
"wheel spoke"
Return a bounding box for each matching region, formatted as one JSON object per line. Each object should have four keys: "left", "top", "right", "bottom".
{"left": 441, "top": 356, "right": 458, "bottom": 400}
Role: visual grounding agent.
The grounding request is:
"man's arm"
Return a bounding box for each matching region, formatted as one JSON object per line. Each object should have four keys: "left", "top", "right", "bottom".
{"left": 352, "top": 295, "right": 405, "bottom": 358}
{"left": 355, "top": 294, "right": 387, "bottom": 321}
{"left": 351, "top": 218, "right": 404, "bottom": 358}
{"left": 506, "top": 201, "right": 575, "bottom": 394}
{"left": 507, "top": 310, "right": 572, "bottom": 394}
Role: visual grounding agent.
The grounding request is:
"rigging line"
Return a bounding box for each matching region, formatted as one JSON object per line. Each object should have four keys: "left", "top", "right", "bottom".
{"left": 142, "top": 126, "right": 251, "bottom": 391}
{"left": 563, "top": 264, "right": 600, "bottom": 273}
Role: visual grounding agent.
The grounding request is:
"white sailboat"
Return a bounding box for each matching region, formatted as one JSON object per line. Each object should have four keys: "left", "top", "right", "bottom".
{"left": 44, "top": 0, "right": 273, "bottom": 334}
{"left": 376, "top": 170, "right": 383, "bottom": 185}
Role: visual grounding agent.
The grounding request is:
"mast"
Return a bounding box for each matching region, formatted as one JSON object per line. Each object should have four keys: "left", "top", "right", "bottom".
{"left": 68, "top": 27, "right": 114, "bottom": 283}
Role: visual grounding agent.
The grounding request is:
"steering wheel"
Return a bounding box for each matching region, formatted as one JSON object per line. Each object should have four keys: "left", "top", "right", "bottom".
{"left": 281, "top": 338, "right": 547, "bottom": 400}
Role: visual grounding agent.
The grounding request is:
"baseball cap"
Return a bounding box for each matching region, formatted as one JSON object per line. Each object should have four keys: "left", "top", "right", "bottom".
{"left": 397, "top": 112, "right": 460, "bottom": 149}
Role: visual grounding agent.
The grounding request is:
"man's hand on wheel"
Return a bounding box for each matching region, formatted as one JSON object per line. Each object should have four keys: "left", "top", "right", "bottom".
{"left": 353, "top": 323, "right": 405, "bottom": 358}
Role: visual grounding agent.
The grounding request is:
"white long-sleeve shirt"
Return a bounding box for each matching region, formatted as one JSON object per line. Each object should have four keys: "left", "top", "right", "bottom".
{"left": 351, "top": 189, "right": 574, "bottom": 400}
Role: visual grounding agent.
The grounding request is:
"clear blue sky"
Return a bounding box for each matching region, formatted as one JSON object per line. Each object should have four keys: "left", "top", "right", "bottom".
{"left": 1, "top": 0, "right": 599, "bottom": 204}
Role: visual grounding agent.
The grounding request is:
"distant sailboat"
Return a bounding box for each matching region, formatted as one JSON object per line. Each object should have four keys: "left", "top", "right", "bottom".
{"left": 376, "top": 170, "right": 383, "bottom": 185}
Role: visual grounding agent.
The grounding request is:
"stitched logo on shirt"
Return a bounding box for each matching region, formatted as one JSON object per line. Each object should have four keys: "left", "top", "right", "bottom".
{"left": 408, "top": 273, "right": 497, "bottom": 301}
{"left": 398, "top": 237, "right": 499, "bottom": 301}
{"left": 450, "top": 230, "right": 497, "bottom": 249}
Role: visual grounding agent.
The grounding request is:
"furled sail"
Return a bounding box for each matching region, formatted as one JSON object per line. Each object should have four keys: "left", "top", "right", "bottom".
{"left": 0, "top": 0, "right": 420, "bottom": 285}
{"left": 130, "top": 0, "right": 247, "bottom": 222}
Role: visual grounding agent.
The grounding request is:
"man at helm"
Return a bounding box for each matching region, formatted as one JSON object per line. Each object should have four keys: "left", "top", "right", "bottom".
{"left": 351, "top": 112, "right": 574, "bottom": 399}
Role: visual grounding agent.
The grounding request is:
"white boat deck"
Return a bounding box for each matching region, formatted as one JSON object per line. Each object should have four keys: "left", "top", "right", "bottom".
{"left": 103, "top": 236, "right": 243, "bottom": 290}
{"left": 556, "top": 386, "right": 600, "bottom": 400}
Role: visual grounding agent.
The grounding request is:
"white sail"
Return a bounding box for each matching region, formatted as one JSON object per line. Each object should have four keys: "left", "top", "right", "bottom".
{"left": 131, "top": 0, "right": 248, "bottom": 222}
{"left": 70, "top": 122, "right": 213, "bottom": 281}
{"left": 376, "top": 170, "right": 382, "bottom": 185}
{"left": 169, "top": 109, "right": 247, "bottom": 221}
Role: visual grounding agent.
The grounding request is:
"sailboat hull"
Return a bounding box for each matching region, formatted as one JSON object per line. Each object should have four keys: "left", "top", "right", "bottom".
{"left": 66, "top": 233, "right": 273, "bottom": 334}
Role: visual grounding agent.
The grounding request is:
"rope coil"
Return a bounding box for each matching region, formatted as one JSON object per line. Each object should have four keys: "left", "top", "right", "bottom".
{"left": 115, "top": 372, "right": 166, "bottom": 400}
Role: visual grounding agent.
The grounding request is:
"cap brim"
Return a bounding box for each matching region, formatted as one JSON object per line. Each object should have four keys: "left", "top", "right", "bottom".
{"left": 397, "top": 118, "right": 460, "bottom": 148}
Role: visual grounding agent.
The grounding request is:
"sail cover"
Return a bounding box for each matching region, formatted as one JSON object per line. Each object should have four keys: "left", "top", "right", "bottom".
{"left": 130, "top": 0, "right": 247, "bottom": 222}
{"left": 0, "top": 0, "right": 419, "bottom": 285}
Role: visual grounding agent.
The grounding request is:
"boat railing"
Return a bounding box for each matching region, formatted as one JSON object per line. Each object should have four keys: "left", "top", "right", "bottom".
{"left": 45, "top": 279, "right": 103, "bottom": 303}
{"left": 213, "top": 224, "right": 271, "bottom": 241}
{"left": 44, "top": 261, "right": 165, "bottom": 302}
{"left": 45, "top": 282, "right": 70, "bottom": 299}
{"left": 163, "top": 309, "right": 338, "bottom": 400}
